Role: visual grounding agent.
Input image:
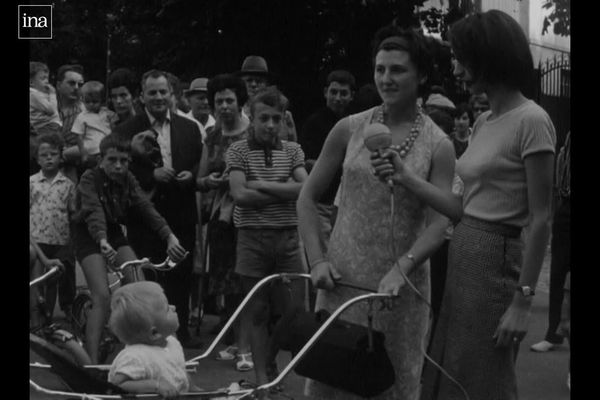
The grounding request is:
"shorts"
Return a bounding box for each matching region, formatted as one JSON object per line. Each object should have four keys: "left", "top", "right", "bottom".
{"left": 37, "top": 243, "right": 75, "bottom": 266}
{"left": 72, "top": 222, "right": 129, "bottom": 262}
{"left": 235, "top": 228, "right": 305, "bottom": 279}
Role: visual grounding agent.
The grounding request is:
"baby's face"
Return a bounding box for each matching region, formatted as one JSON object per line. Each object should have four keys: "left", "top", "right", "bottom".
{"left": 83, "top": 92, "right": 103, "bottom": 113}
{"left": 153, "top": 293, "right": 180, "bottom": 338}
{"left": 31, "top": 70, "right": 49, "bottom": 92}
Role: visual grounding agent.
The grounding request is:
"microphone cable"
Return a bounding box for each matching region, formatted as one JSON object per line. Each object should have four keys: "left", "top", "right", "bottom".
{"left": 387, "top": 186, "right": 471, "bottom": 400}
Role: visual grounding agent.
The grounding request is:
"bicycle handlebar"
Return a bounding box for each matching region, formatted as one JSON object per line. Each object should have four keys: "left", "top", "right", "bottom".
{"left": 109, "top": 252, "right": 190, "bottom": 274}
{"left": 29, "top": 266, "right": 61, "bottom": 287}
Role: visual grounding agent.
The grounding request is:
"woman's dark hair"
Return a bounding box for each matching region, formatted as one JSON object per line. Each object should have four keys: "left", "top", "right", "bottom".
{"left": 107, "top": 68, "right": 139, "bottom": 98}
{"left": 449, "top": 9, "right": 534, "bottom": 93}
{"left": 371, "top": 24, "right": 433, "bottom": 95}
{"left": 99, "top": 134, "right": 131, "bottom": 157}
{"left": 453, "top": 102, "right": 473, "bottom": 124}
{"left": 207, "top": 74, "right": 248, "bottom": 111}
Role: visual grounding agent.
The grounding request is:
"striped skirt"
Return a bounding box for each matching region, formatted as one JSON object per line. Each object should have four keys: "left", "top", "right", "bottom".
{"left": 421, "top": 216, "right": 523, "bottom": 400}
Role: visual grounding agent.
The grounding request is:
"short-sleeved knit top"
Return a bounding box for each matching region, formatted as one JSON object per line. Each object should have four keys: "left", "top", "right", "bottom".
{"left": 456, "top": 99, "right": 556, "bottom": 227}
{"left": 225, "top": 135, "right": 305, "bottom": 229}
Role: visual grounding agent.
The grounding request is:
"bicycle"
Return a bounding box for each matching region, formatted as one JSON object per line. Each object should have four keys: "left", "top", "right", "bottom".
{"left": 30, "top": 265, "right": 92, "bottom": 366}
{"left": 70, "top": 254, "right": 189, "bottom": 364}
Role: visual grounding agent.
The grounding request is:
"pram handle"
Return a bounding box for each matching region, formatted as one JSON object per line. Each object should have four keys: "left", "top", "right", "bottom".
{"left": 188, "top": 273, "right": 382, "bottom": 365}
{"left": 335, "top": 280, "right": 378, "bottom": 293}
{"left": 30, "top": 266, "right": 61, "bottom": 288}
{"left": 188, "top": 273, "right": 312, "bottom": 363}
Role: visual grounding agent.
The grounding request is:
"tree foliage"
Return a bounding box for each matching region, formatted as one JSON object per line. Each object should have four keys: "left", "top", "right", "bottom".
{"left": 542, "top": 0, "right": 570, "bottom": 36}
{"left": 31, "top": 0, "right": 434, "bottom": 125}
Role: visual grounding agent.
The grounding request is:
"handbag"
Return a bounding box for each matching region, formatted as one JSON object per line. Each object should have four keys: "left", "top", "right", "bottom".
{"left": 272, "top": 305, "right": 395, "bottom": 397}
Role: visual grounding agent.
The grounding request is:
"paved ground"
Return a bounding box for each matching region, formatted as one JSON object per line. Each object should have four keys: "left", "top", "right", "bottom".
{"left": 31, "top": 244, "right": 570, "bottom": 399}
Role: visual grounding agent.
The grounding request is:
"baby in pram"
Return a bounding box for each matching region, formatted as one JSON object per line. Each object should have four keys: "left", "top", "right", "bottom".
{"left": 106, "top": 280, "right": 244, "bottom": 399}
{"left": 107, "top": 281, "right": 190, "bottom": 398}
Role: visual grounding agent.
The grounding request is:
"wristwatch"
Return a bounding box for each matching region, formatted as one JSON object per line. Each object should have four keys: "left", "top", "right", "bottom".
{"left": 516, "top": 285, "right": 535, "bottom": 297}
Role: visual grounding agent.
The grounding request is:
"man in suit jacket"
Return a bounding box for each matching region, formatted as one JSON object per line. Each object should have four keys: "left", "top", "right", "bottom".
{"left": 113, "top": 69, "right": 204, "bottom": 348}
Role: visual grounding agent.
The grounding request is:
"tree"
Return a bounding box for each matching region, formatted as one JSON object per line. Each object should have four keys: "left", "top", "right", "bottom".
{"left": 418, "top": 0, "right": 570, "bottom": 39}
{"left": 542, "top": 0, "right": 570, "bottom": 36}
{"left": 33, "top": 0, "right": 469, "bottom": 125}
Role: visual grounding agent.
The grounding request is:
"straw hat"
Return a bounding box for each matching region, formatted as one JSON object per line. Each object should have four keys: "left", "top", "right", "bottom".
{"left": 184, "top": 77, "right": 209, "bottom": 95}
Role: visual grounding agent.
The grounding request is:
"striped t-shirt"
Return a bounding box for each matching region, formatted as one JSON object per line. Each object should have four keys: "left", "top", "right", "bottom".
{"left": 225, "top": 137, "right": 305, "bottom": 229}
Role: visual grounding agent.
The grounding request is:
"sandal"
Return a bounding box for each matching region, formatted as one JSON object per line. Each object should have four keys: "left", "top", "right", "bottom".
{"left": 216, "top": 345, "right": 238, "bottom": 361}
{"left": 236, "top": 352, "right": 254, "bottom": 372}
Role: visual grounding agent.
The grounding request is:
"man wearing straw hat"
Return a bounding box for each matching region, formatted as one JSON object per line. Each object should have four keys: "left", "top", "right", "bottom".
{"left": 184, "top": 77, "right": 216, "bottom": 139}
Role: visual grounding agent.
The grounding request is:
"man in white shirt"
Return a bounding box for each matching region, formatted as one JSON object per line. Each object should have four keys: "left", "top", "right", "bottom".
{"left": 113, "top": 70, "right": 204, "bottom": 349}
{"left": 184, "top": 78, "right": 216, "bottom": 140}
{"left": 167, "top": 73, "right": 207, "bottom": 141}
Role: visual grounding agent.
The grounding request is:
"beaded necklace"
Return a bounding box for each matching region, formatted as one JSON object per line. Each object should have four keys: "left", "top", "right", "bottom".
{"left": 375, "top": 104, "right": 423, "bottom": 158}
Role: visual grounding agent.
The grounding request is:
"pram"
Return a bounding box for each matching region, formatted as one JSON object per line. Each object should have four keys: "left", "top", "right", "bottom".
{"left": 30, "top": 272, "right": 395, "bottom": 399}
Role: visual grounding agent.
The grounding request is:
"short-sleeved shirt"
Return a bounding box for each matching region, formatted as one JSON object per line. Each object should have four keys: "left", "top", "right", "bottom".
{"left": 30, "top": 87, "right": 62, "bottom": 131}
{"left": 456, "top": 100, "right": 556, "bottom": 227}
{"left": 108, "top": 335, "right": 189, "bottom": 394}
{"left": 30, "top": 171, "right": 76, "bottom": 245}
{"left": 225, "top": 135, "right": 305, "bottom": 229}
{"left": 59, "top": 100, "right": 84, "bottom": 146}
{"left": 72, "top": 107, "right": 114, "bottom": 155}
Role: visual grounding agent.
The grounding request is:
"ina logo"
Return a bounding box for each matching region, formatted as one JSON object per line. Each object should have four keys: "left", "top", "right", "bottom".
{"left": 18, "top": 5, "right": 52, "bottom": 39}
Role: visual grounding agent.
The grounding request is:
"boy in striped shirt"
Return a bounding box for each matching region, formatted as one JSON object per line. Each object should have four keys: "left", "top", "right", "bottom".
{"left": 226, "top": 87, "right": 308, "bottom": 393}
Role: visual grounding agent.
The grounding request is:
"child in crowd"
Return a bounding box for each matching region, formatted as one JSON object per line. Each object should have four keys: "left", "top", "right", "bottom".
{"left": 64, "top": 81, "right": 116, "bottom": 168}
{"left": 30, "top": 133, "right": 76, "bottom": 327}
{"left": 108, "top": 281, "right": 189, "bottom": 398}
{"left": 72, "top": 134, "right": 187, "bottom": 364}
{"left": 29, "top": 62, "right": 62, "bottom": 136}
{"left": 226, "top": 87, "right": 308, "bottom": 392}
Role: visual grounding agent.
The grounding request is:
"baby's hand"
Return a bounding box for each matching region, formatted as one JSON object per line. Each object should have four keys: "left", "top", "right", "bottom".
{"left": 156, "top": 379, "right": 178, "bottom": 399}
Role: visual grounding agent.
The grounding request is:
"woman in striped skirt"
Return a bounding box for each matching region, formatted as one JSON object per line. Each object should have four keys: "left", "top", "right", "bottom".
{"left": 375, "top": 10, "right": 557, "bottom": 400}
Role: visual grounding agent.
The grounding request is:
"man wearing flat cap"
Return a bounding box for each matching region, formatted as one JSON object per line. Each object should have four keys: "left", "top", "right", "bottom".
{"left": 237, "top": 55, "right": 297, "bottom": 142}
{"left": 185, "top": 77, "right": 216, "bottom": 140}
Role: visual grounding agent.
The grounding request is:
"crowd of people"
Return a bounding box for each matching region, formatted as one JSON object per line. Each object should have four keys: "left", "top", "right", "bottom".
{"left": 30, "top": 9, "right": 569, "bottom": 400}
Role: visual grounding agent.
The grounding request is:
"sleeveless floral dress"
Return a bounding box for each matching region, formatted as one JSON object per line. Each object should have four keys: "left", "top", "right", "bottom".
{"left": 305, "top": 107, "right": 447, "bottom": 400}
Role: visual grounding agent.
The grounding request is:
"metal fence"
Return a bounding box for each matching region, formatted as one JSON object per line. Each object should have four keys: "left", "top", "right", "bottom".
{"left": 534, "top": 53, "right": 571, "bottom": 149}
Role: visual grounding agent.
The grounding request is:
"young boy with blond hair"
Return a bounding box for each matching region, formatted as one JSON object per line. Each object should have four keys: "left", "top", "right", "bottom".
{"left": 108, "top": 281, "right": 189, "bottom": 397}
{"left": 64, "top": 80, "right": 116, "bottom": 168}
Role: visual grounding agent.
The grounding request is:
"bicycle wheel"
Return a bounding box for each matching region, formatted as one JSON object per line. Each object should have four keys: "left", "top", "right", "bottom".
{"left": 71, "top": 292, "right": 92, "bottom": 339}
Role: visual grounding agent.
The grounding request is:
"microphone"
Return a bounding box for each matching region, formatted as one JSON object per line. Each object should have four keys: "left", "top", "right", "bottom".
{"left": 364, "top": 123, "right": 394, "bottom": 189}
